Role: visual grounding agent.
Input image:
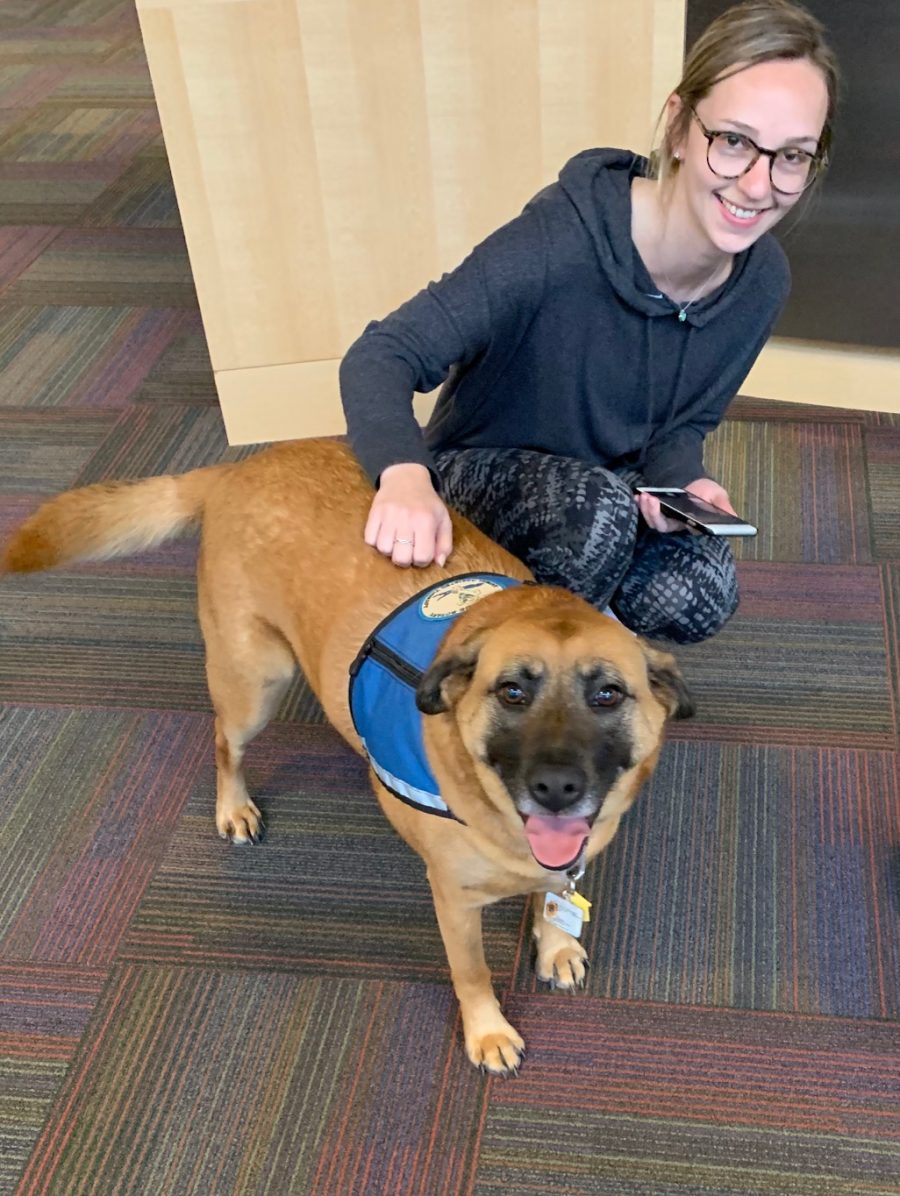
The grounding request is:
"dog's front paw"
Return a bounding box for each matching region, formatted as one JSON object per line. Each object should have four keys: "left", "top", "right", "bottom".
{"left": 217, "top": 800, "right": 264, "bottom": 845}
{"left": 535, "top": 940, "right": 589, "bottom": 991}
{"left": 466, "top": 1022, "right": 525, "bottom": 1076}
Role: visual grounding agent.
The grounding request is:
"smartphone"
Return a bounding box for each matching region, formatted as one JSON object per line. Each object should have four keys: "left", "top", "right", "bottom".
{"left": 635, "top": 487, "right": 757, "bottom": 537}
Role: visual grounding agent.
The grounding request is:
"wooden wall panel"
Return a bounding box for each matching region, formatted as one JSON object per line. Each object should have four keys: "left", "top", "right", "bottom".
{"left": 138, "top": 0, "right": 341, "bottom": 372}
{"left": 136, "top": 0, "right": 689, "bottom": 439}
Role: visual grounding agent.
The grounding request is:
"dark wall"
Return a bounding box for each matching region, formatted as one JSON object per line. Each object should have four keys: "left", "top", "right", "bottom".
{"left": 685, "top": 1, "right": 900, "bottom": 350}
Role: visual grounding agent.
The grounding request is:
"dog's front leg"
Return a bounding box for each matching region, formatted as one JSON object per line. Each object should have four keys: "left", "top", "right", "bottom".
{"left": 531, "top": 891, "right": 589, "bottom": 991}
{"left": 427, "top": 869, "right": 524, "bottom": 1075}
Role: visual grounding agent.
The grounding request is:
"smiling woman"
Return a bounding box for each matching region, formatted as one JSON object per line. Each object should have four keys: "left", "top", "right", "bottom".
{"left": 687, "top": 0, "right": 899, "bottom": 355}
{"left": 635, "top": 56, "right": 830, "bottom": 285}
{"left": 643, "top": 6, "right": 836, "bottom": 271}
{"left": 341, "top": 0, "right": 840, "bottom": 645}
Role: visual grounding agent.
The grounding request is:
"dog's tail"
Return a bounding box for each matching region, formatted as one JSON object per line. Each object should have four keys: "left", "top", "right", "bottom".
{"left": 2, "top": 465, "right": 227, "bottom": 574}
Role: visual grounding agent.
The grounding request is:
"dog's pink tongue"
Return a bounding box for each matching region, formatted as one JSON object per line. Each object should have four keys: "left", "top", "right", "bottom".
{"left": 523, "top": 815, "right": 590, "bottom": 869}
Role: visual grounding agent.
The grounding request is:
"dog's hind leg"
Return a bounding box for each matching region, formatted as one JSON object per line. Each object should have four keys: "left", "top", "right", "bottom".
{"left": 202, "top": 614, "right": 296, "bottom": 844}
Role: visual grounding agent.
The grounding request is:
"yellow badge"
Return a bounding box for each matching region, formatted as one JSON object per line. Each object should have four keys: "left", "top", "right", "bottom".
{"left": 420, "top": 577, "right": 504, "bottom": 620}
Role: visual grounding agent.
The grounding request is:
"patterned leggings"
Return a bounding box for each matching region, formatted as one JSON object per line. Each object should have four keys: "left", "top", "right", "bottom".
{"left": 434, "top": 447, "right": 738, "bottom": 645}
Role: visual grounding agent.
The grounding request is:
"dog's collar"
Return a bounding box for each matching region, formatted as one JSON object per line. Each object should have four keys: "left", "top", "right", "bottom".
{"left": 545, "top": 853, "right": 587, "bottom": 886}
{"left": 565, "top": 859, "right": 586, "bottom": 885}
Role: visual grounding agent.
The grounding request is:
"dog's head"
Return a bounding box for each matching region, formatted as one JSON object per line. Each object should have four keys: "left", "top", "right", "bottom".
{"left": 416, "top": 586, "right": 693, "bottom": 871}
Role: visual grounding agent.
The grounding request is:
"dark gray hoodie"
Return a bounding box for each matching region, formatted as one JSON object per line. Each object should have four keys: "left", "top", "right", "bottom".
{"left": 340, "top": 148, "right": 790, "bottom": 488}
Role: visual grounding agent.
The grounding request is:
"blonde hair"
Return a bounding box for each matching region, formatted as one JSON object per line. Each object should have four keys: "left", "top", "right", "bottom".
{"left": 650, "top": 0, "right": 840, "bottom": 186}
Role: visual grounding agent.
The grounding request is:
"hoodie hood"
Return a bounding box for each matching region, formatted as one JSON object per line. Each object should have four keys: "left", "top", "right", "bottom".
{"left": 555, "top": 147, "right": 764, "bottom": 329}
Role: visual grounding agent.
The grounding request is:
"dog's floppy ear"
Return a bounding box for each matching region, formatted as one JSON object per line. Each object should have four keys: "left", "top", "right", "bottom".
{"left": 640, "top": 642, "right": 695, "bottom": 720}
{"left": 416, "top": 638, "right": 483, "bottom": 715}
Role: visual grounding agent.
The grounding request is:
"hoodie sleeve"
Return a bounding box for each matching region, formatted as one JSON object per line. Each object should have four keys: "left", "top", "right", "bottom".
{"left": 340, "top": 206, "right": 548, "bottom": 487}
{"left": 641, "top": 424, "right": 708, "bottom": 488}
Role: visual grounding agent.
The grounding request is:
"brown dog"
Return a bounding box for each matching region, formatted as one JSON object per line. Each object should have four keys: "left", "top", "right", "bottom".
{"left": 3, "top": 438, "right": 693, "bottom": 1073}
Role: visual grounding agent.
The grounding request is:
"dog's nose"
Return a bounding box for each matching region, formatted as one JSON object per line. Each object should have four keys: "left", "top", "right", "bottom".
{"left": 526, "top": 762, "right": 587, "bottom": 812}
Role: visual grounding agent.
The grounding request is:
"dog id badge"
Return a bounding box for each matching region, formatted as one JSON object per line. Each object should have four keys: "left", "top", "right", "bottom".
{"left": 543, "top": 890, "right": 591, "bottom": 938}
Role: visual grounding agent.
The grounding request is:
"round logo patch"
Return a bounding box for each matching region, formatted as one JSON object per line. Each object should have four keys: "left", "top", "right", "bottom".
{"left": 419, "top": 577, "right": 505, "bottom": 620}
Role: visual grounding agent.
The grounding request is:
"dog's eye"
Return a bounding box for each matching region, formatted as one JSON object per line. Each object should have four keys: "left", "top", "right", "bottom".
{"left": 497, "top": 682, "right": 530, "bottom": 707}
{"left": 588, "top": 686, "right": 624, "bottom": 709}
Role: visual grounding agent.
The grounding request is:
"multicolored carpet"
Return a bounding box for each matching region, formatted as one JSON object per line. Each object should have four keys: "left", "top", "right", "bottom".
{"left": 1, "top": 4, "right": 898, "bottom": 1194}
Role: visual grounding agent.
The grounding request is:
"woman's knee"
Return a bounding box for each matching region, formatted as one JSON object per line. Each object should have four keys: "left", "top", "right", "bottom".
{"left": 612, "top": 532, "right": 739, "bottom": 644}
{"left": 527, "top": 465, "right": 638, "bottom": 602}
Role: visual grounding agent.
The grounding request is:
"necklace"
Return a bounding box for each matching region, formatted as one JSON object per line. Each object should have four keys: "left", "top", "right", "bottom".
{"left": 658, "top": 259, "right": 727, "bottom": 323}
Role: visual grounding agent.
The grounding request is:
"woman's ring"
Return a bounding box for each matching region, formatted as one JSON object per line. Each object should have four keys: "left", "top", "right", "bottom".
{"left": 394, "top": 536, "right": 414, "bottom": 545}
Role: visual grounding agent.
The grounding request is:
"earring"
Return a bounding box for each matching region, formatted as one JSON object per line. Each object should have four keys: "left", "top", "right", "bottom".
{"left": 673, "top": 151, "right": 681, "bottom": 161}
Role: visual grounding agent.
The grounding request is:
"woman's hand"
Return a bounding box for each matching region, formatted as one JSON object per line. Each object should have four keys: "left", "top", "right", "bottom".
{"left": 365, "top": 462, "right": 454, "bottom": 568}
{"left": 636, "top": 477, "right": 737, "bottom": 533}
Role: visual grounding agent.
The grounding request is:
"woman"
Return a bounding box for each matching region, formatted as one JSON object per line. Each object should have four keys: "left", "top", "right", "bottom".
{"left": 340, "top": 0, "right": 838, "bottom": 644}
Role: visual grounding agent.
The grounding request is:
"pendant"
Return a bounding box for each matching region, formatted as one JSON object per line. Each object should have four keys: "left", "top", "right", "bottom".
{"left": 678, "top": 309, "right": 687, "bottom": 323}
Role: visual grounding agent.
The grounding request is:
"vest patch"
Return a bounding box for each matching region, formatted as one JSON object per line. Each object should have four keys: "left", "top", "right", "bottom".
{"left": 420, "top": 575, "right": 507, "bottom": 620}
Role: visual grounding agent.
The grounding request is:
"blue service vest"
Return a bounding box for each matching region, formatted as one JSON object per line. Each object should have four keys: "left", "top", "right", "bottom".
{"left": 349, "top": 574, "right": 522, "bottom": 818}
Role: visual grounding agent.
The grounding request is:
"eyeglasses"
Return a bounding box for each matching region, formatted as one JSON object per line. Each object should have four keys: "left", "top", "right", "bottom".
{"left": 689, "top": 108, "right": 822, "bottom": 195}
